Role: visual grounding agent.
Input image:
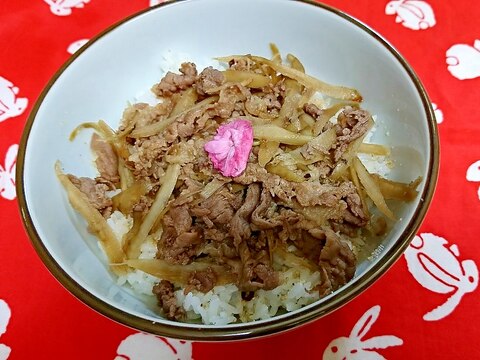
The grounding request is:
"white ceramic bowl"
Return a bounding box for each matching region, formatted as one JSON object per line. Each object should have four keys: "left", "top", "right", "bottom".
{"left": 17, "top": 0, "right": 438, "bottom": 340}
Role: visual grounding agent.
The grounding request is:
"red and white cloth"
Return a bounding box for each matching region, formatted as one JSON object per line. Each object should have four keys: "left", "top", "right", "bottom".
{"left": 0, "top": 0, "right": 479, "bottom": 358}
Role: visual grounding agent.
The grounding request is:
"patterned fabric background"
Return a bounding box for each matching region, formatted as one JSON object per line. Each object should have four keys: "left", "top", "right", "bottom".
{"left": 0, "top": 0, "right": 479, "bottom": 358}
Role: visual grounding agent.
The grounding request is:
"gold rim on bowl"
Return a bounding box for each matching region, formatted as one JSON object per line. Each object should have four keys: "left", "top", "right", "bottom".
{"left": 16, "top": 0, "right": 439, "bottom": 341}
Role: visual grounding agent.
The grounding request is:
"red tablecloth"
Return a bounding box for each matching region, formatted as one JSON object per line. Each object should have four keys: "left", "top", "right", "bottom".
{"left": 1, "top": 0, "right": 479, "bottom": 359}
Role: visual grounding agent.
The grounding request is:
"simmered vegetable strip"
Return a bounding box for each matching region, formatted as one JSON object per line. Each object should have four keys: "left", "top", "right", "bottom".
{"left": 216, "top": 55, "right": 362, "bottom": 101}
{"left": 69, "top": 120, "right": 115, "bottom": 142}
{"left": 359, "top": 143, "right": 391, "bottom": 156}
{"left": 313, "top": 102, "right": 359, "bottom": 136}
{"left": 223, "top": 70, "right": 271, "bottom": 88}
{"left": 258, "top": 140, "right": 280, "bottom": 167}
{"left": 112, "top": 181, "right": 148, "bottom": 215}
{"left": 251, "top": 56, "right": 362, "bottom": 101}
{"left": 270, "top": 43, "right": 281, "bottom": 64}
{"left": 349, "top": 163, "right": 370, "bottom": 218}
{"left": 274, "top": 92, "right": 301, "bottom": 128}
{"left": 127, "top": 259, "right": 237, "bottom": 285}
{"left": 299, "top": 112, "right": 316, "bottom": 128}
{"left": 290, "top": 127, "right": 337, "bottom": 163}
{"left": 286, "top": 53, "right": 305, "bottom": 73}
{"left": 200, "top": 178, "right": 227, "bottom": 200}
{"left": 353, "top": 157, "right": 395, "bottom": 220}
{"left": 124, "top": 211, "right": 143, "bottom": 257}
{"left": 330, "top": 117, "right": 373, "bottom": 180}
{"left": 130, "top": 96, "right": 218, "bottom": 138}
{"left": 372, "top": 175, "right": 421, "bottom": 201}
{"left": 253, "top": 124, "right": 313, "bottom": 145}
{"left": 118, "top": 157, "right": 135, "bottom": 191}
{"left": 127, "top": 163, "right": 181, "bottom": 259}
{"left": 273, "top": 247, "right": 318, "bottom": 272}
{"left": 266, "top": 163, "right": 305, "bottom": 182}
{"left": 55, "top": 162, "right": 126, "bottom": 273}
{"left": 170, "top": 88, "right": 198, "bottom": 118}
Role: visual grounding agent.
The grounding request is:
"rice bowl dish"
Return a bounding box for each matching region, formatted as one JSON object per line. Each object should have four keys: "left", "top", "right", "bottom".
{"left": 56, "top": 49, "right": 420, "bottom": 325}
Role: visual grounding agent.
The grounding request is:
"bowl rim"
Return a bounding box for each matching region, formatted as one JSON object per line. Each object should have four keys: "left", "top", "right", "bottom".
{"left": 16, "top": 0, "right": 439, "bottom": 341}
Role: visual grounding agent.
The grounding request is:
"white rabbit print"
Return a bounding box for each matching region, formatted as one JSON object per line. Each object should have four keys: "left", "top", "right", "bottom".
{"left": 405, "top": 233, "right": 479, "bottom": 321}
{"left": 323, "top": 305, "right": 403, "bottom": 360}
{"left": 0, "top": 76, "right": 28, "bottom": 124}
{"left": 385, "top": 1, "right": 436, "bottom": 30}
{"left": 149, "top": 0, "right": 171, "bottom": 6}
{"left": 44, "top": 0, "right": 91, "bottom": 16}
{"left": 67, "top": 39, "right": 89, "bottom": 55}
{"left": 446, "top": 40, "right": 480, "bottom": 80}
{"left": 466, "top": 160, "right": 480, "bottom": 200}
{"left": 0, "top": 300, "right": 11, "bottom": 360}
{"left": 115, "top": 333, "right": 193, "bottom": 360}
{"left": 0, "top": 144, "right": 18, "bottom": 201}
{"left": 432, "top": 102, "right": 443, "bottom": 124}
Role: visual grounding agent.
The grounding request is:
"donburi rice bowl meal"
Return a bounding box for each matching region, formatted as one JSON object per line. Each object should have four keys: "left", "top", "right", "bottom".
{"left": 56, "top": 46, "right": 421, "bottom": 325}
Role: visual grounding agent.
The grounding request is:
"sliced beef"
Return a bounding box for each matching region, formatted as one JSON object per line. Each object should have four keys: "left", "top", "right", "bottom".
{"left": 263, "top": 80, "right": 285, "bottom": 112}
{"left": 251, "top": 188, "right": 282, "bottom": 230}
{"left": 157, "top": 225, "right": 203, "bottom": 265}
{"left": 157, "top": 205, "right": 203, "bottom": 265}
{"left": 318, "top": 229, "right": 356, "bottom": 291}
{"left": 153, "top": 280, "right": 185, "bottom": 320}
{"left": 303, "top": 103, "right": 323, "bottom": 118}
{"left": 68, "top": 175, "right": 112, "bottom": 211}
{"left": 163, "top": 102, "right": 215, "bottom": 145}
{"left": 295, "top": 181, "right": 353, "bottom": 207}
{"left": 228, "top": 57, "right": 252, "bottom": 71}
{"left": 334, "top": 107, "right": 371, "bottom": 161}
{"left": 191, "top": 187, "right": 243, "bottom": 226}
{"left": 162, "top": 204, "right": 192, "bottom": 235}
{"left": 127, "top": 135, "right": 168, "bottom": 178}
{"left": 236, "top": 164, "right": 367, "bottom": 226}
{"left": 296, "top": 181, "right": 368, "bottom": 226}
{"left": 230, "top": 183, "right": 261, "bottom": 245}
{"left": 230, "top": 184, "right": 279, "bottom": 291}
{"left": 152, "top": 62, "right": 198, "bottom": 97}
{"left": 245, "top": 95, "right": 269, "bottom": 116}
{"left": 203, "top": 228, "right": 226, "bottom": 242}
{"left": 90, "top": 133, "right": 119, "bottom": 184}
{"left": 292, "top": 230, "right": 324, "bottom": 264}
{"left": 234, "top": 163, "right": 296, "bottom": 203}
{"left": 214, "top": 84, "right": 250, "bottom": 119}
{"left": 122, "top": 100, "right": 174, "bottom": 132}
{"left": 239, "top": 246, "right": 279, "bottom": 291}
{"left": 185, "top": 267, "right": 218, "bottom": 293}
{"left": 195, "top": 67, "right": 225, "bottom": 95}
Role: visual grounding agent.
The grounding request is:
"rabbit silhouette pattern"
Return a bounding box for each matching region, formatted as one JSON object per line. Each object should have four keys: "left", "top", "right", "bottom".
{"left": 115, "top": 333, "right": 193, "bottom": 360}
{"left": 385, "top": 0, "right": 436, "bottom": 30}
{"left": 323, "top": 305, "right": 403, "bottom": 360}
{"left": 432, "top": 103, "right": 443, "bottom": 124}
{"left": 44, "top": 0, "right": 90, "bottom": 16}
{"left": 446, "top": 40, "right": 480, "bottom": 80}
{"left": 67, "top": 39, "right": 89, "bottom": 54}
{"left": 0, "top": 144, "right": 18, "bottom": 201}
{"left": 405, "top": 233, "right": 479, "bottom": 321}
{"left": 149, "top": 0, "right": 170, "bottom": 5}
{"left": 0, "top": 300, "right": 11, "bottom": 360}
{"left": 467, "top": 160, "right": 480, "bottom": 200}
{"left": 0, "top": 77, "right": 28, "bottom": 124}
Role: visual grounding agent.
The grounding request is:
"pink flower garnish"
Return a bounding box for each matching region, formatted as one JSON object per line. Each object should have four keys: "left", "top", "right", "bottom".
{"left": 204, "top": 119, "right": 253, "bottom": 177}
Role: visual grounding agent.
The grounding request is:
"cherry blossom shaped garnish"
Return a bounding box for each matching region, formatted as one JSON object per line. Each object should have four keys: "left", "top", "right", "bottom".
{"left": 204, "top": 119, "right": 253, "bottom": 177}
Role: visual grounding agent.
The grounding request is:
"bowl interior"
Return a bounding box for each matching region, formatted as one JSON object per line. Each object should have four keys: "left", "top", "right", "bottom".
{"left": 19, "top": 0, "right": 437, "bottom": 339}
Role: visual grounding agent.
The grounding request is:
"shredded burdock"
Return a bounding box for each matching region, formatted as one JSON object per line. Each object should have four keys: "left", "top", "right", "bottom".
{"left": 57, "top": 46, "right": 421, "bottom": 322}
